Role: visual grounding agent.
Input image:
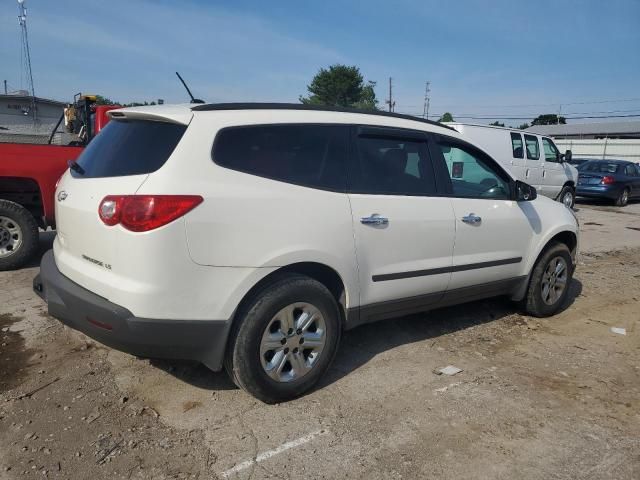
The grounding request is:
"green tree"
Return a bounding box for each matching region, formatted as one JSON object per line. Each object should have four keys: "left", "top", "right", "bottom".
{"left": 531, "top": 114, "right": 566, "bottom": 126}
{"left": 300, "top": 65, "right": 378, "bottom": 110}
{"left": 518, "top": 123, "right": 530, "bottom": 130}
{"left": 438, "top": 112, "right": 454, "bottom": 122}
{"left": 94, "top": 95, "right": 118, "bottom": 105}
{"left": 489, "top": 121, "right": 505, "bottom": 127}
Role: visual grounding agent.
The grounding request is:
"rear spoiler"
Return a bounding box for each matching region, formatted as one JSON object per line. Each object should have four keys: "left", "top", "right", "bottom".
{"left": 107, "top": 107, "right": 193, "bottom": 126}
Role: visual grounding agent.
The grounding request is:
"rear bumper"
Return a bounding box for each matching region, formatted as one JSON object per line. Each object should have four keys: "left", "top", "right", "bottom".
{"left": 33, "top": 250, "right": 230, "bottom": 371}
{"left": 576, "top": 184, "right": 621, "bottom": 200}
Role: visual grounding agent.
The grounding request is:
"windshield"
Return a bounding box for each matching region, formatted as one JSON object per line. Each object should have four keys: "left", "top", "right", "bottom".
{"left": 72, "top": 119, "right": 186, "bottom": 178}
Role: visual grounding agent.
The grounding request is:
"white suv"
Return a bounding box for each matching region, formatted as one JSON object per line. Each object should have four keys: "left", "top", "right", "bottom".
{"left": 34, "top": 104, "right": 579, "bottom": 403}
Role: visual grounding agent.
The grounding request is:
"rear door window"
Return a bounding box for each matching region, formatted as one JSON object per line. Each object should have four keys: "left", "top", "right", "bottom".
{"left": 350, "top": 130, "right": 436, "bottom": 196}
{"left": 73, "top": 120, "right": 187, "bottom": 178}
{"left": 213, "top": 124, "right": 348, "bottom": 191}
{"left": 510, "top": 132, "right": 524, "bottom": 158}
{"left": 524, "top": 135, "right": 540, "bottom": 160}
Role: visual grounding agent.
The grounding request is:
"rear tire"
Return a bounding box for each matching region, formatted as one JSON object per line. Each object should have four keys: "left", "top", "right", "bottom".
{"left": 224, "top": 274, "right": 341, "bottom": 403}
{"left": 0, "top": 200, "right": 39, "bottom": 271}
{"left": 615, "top": 188, "right": 629, "bottom": 207}
{"left": 523, "top": 242, "right": 573, "bottom": 317}
{"left": 558, "top": 186, "right": 575, "bottom": 209}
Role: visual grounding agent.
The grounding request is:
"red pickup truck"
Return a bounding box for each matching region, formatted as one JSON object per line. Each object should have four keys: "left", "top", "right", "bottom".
{"left": 0, "top": 103, "right": 118, "bottom": 270}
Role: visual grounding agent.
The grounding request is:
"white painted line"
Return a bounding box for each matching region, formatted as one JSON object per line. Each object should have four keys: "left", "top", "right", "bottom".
{"left": 221, "top": 429, "right": 328, "bottom": 478}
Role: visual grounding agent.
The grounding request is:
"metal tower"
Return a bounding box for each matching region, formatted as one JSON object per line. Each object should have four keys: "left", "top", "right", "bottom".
{"left": 17, "top": 0, "right": 37, "bottom": 121}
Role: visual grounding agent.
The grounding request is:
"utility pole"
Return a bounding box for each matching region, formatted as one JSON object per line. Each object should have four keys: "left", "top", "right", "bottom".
{"left": 3, "top": 80, "right": 7, "bottom": 95}
{"left": 557, "top": 104, "right": 562, "bottom": 125}
{"left": 422, "top": 81, "right": 431, "bottom": 119}
{"left": 386, "top": 77, "right": 395, "bottom": 112}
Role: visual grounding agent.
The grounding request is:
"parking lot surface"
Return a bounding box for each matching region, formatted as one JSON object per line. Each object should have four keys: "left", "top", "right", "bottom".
{"left": 1, "top": 201, "right": 639, "bottom": 479}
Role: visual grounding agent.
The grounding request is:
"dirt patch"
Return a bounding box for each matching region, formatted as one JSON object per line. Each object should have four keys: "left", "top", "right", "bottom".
{"left": 0, "top": 313, "right": 34, "bottom": 394}
{"left": 1, "top": 244, "right": 639, "bottom": 478}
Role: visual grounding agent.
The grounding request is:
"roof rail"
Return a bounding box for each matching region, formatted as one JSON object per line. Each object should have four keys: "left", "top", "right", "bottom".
{"left": 190, "top": 102, "right": 455, "bottom": 131}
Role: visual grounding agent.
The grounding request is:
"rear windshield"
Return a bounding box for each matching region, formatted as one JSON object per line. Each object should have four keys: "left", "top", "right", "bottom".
{"left": 72, "top": 119, "right": 186, "bottom": 178}
{"left": 580, "top": 162, "right": 621, "bottom": 174}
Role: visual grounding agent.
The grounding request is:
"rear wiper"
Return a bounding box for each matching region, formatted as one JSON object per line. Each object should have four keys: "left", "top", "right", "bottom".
{"left": 67, "top": 159, "right": 85, "bottom": 175}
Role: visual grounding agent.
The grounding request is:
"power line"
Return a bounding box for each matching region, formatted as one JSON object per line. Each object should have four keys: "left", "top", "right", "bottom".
{"left": 396, "top": 112, "right": 640, "bottom": 121}
{"left": 396, "top": 96, "right": 640, "bottom": 110}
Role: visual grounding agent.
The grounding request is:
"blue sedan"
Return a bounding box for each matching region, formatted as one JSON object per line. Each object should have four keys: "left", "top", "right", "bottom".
{"left": 576, "top": 160, "right": 640, "bottom": 207}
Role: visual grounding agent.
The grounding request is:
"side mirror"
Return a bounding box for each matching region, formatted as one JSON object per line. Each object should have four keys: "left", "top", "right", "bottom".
{"left": 514, "top": 180, "right": 537, "bottom": 202}
{"left": 564, "top": 150, "right": 572, "bottom": 163}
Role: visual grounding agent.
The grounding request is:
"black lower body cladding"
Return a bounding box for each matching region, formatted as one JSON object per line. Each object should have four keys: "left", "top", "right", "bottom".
{"left": 34, "top": 250, "right": 230, "bottom": 371}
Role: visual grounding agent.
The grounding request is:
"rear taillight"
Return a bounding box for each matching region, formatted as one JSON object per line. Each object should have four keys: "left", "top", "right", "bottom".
{"left": 98, "top": 195, "right": 203, "bottom": 232}
{"left": 601, "top": 176, "right": 615, "bottom": 185}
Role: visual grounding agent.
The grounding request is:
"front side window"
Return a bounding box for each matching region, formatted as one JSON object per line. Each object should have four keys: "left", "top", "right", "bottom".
{"left": 524, "top": 135, "right": 540, "bottom": 160}
{"left": 542, "top": 137, "right": 560, "bottom": 162}
{"left": 437, "top": 141, "right": 510, "bottom": 199}
{"left": 213, "top": 124, "right": 348, "bottom": 191}
{"left": 510, "top": 132, "right": 524, "bottom": 158}
{"left": 350, "top": 134, "right": 436, "bottom": 196}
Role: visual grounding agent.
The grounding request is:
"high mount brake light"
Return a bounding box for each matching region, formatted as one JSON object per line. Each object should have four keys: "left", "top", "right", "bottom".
{"left": 98, "top": 195, "right": 203, "bottom": 232}
{"left": 601, "top": 176, "right": 615, "bottom": 185}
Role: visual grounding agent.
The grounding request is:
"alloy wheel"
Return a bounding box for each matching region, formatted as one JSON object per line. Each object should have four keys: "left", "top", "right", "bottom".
{"left": 562, "top": 191, "right": 574, "bottom": 208}
{"left": 541, "top": 256, "right": 568, "bottom": 306}
{"left": 259, "top": 302, "right": 327, "bottom": 383}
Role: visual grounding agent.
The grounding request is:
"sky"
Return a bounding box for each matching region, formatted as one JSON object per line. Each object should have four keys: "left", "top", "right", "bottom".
{"left": 1, "top": 0, "right": 639, "bottom": 125}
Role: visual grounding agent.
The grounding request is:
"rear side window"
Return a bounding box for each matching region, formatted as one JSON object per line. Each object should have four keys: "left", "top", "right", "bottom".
{"left": 213, "top": 124, "right": 348, "bottom": 191}
{"left": 524, "top": 135, "right": 540, "bottom": 160}
{"left": 510, "top": 132, "right": 524, "bottom": 158}
{"left": 73, "top": 120, "right": 186, "bottom": 178}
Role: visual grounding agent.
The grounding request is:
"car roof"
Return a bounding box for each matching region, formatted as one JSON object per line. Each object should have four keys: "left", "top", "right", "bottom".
{"left": 107, "top": 102, "right": 462, "bottom": 138}
{"left": 445, "top": 122, "right": 532, "bottom": 134}
{"left": 191, "top": 102, "right": 456, "bottom": 131}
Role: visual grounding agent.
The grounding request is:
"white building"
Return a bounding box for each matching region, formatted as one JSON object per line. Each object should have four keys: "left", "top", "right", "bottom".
{"left": 526, "top": 121, "right": 640, "bottom": 162}
{"left": 0, "top": 94, "right": 65, "bottom": 141}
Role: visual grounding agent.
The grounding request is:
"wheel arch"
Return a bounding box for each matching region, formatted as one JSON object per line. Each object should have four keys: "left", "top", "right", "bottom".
{"left": 511, "top": 229, "right": 578, "bottom": 302}
{"left": 230, "top": 262, "right": 350, "bottom": 333}
{"left": 0, "top": 176, "right": 45, "bottom": 228}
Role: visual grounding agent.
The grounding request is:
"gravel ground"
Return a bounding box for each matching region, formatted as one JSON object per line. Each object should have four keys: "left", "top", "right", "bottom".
{"left": 1, "top": 201, "right": 639, "bottom": 479}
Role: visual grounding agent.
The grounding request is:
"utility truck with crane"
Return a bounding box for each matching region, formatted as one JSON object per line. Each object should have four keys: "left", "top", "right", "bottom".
{"left": 0, "top": 94, "right": 119, "bottom": 270}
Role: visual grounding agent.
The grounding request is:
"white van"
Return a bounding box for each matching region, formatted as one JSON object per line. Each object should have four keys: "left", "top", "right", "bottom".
{"left": 446, "top": 123, "right": 578, "bottom": 207}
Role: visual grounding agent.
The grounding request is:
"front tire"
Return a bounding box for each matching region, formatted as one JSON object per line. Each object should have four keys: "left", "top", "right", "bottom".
{"left": 523, "top": 242, "right": 573, "bottom": 317}
{"left": 558, "top": 186, "right": 575, "bottom": 209}
{"left": 0, "top": 200, "right": 39, "bottom": 271}
{"left": 224, "top": 274, "right": 341, "bottom": 403}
